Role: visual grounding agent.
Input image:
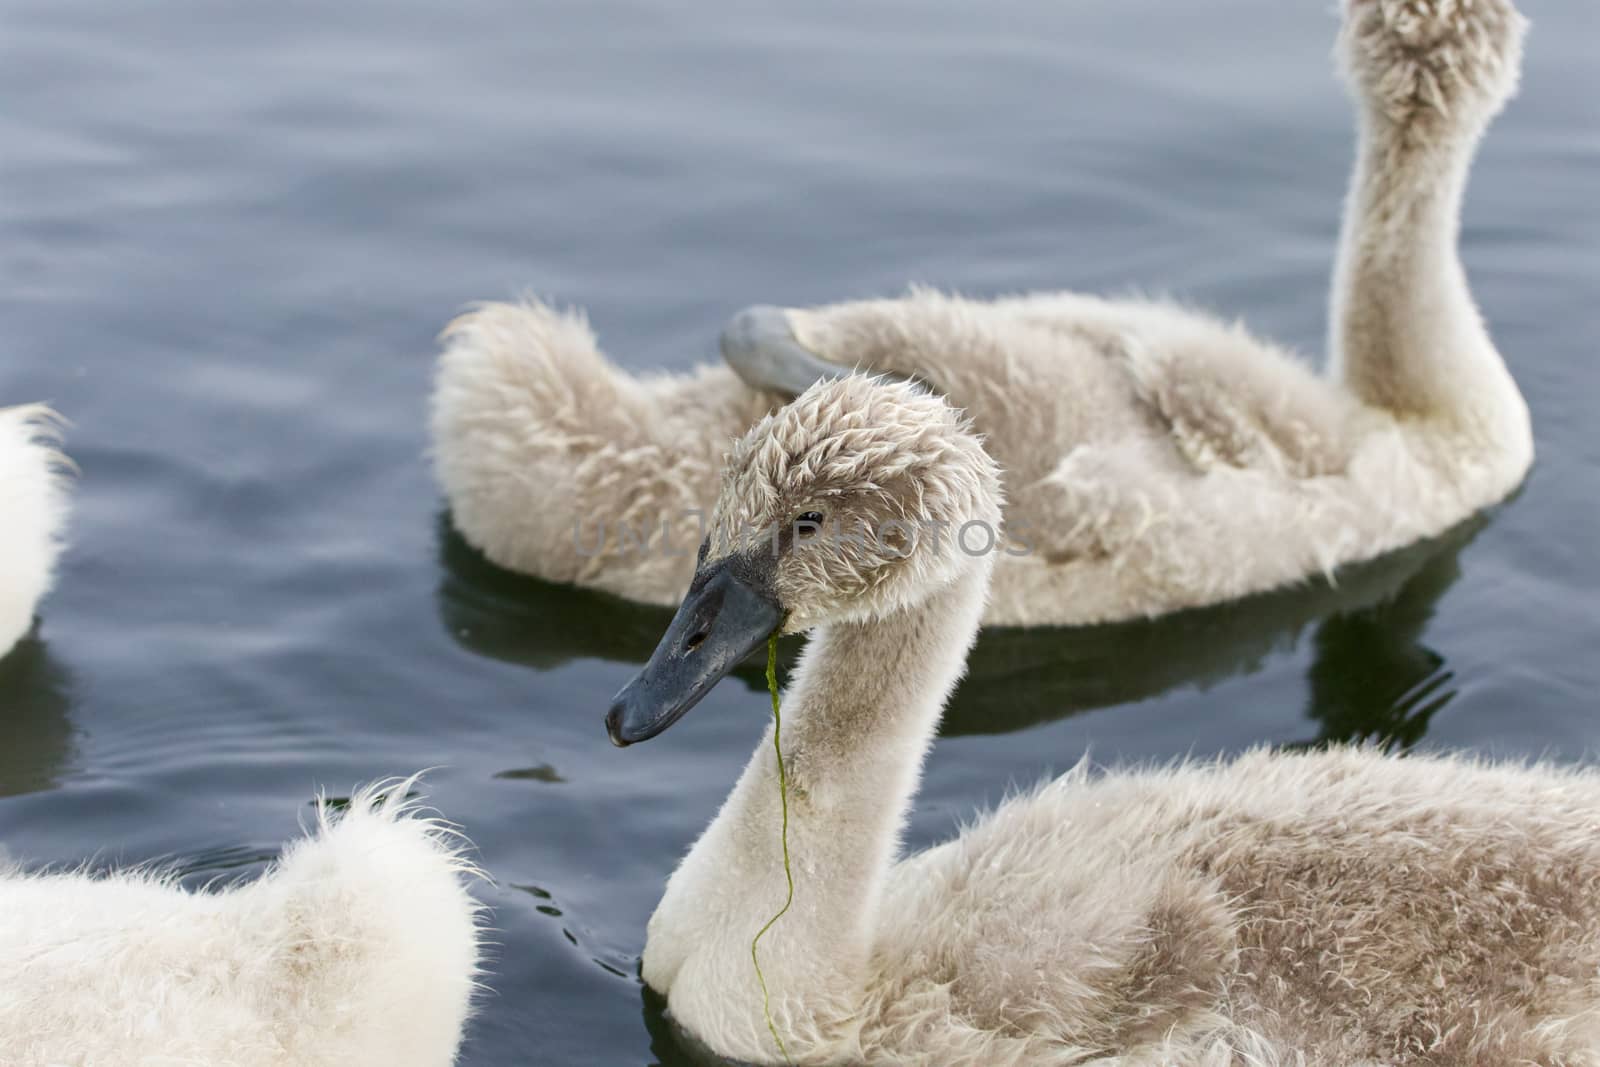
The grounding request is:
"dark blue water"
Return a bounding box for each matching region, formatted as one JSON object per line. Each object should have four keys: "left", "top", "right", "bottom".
{"left": 1, "top": 1, "right": 1595, "bottom": 1062}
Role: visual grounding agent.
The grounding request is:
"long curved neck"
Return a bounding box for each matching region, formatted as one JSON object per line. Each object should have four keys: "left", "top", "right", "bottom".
{"left": 1329, "top": 102, "right": 1523, "bottom": 440}
{"left": 642, "top": 563, "right": 989, "bottom": 1060}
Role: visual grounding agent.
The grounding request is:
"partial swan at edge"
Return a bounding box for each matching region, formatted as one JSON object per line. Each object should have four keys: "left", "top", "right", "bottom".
{"left": 0, "top": 780, "right": 482, "bottom": 1067}
{"left": 0, "top": 405, "right": 70, "bottom": 658}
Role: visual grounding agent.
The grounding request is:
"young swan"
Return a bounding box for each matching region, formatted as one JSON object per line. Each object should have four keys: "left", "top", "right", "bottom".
{"left": 608, "top": 377, "right": 1600, "bottom": 1066}
{"left": 435, "top": 0, "right": 1533, "bottom": 626}
{"left": 0, "top": 405, "right": 71, "bottom": 658}
{"left": 0, "top": 782, "right": 481, "bottom": 1067}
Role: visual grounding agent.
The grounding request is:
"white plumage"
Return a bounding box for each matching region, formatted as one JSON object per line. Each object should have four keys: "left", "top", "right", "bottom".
{"left": 0, "top": 783, "right": 482, "bottom": 1067}
{"left": 0, "top": 405, "right": 71, "bottom": 659}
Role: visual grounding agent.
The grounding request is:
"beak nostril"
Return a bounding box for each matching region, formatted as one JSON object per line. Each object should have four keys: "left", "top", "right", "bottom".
{"left": 605, "top": 563, "right": 784, "bottom": 746}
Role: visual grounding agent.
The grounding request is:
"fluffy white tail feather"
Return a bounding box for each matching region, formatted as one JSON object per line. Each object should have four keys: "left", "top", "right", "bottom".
{"left": 0, "top": 777, "right": 483, "bottom": 1067}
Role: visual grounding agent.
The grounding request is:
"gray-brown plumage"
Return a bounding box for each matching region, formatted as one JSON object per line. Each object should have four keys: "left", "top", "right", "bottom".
{"left": 621, "top": 375, "right": 1600, "bottom": 1066}
{"left": 433, "top": 0, "right": 1533, "bottom": 627}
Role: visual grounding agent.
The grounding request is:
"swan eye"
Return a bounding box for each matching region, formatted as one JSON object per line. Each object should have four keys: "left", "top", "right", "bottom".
{"left": 793, "top": 512, "right": 825, "bottom": 539}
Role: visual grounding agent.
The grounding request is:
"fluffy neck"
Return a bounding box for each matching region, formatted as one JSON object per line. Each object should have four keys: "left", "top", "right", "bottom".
{"left": 642, "top": 561, "right": 990, "bottom": 1062}
{"left": 1329, "top": 102, "right": 1526, "bottom": 446}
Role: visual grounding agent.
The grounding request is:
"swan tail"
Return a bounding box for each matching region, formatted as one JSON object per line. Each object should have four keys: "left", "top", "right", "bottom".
{"left": 431, "top": 298, "right": 647, "bottom": 579}
{"left": 255, "top": 775, "right": 485, "bottom": 1065}
{"left": 432, "top": 298, "right": 772, "bottom": 598}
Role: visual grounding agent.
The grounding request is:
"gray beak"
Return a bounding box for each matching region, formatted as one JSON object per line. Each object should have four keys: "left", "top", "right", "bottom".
{"left": 605, "top": 558, "right": 784, "bottom": 746}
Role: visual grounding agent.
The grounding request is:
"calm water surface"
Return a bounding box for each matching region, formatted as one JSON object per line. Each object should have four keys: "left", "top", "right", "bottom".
{"left": 2, "top": 1, "right": 1596, "bottom": 1063}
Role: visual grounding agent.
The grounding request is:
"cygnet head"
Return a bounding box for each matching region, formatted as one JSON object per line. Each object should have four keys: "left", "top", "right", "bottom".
{"left": 606, "top": 375, "right": 1002, "bottom": 746}
{"left": 1340, "top": 0, "right": 1527, "bottom": 134}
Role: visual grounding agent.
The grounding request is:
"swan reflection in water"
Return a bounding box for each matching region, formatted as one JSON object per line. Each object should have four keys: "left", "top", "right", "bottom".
{"left": 0, "top": 633, "right": 76, "bottom": 799}
{"left": 434, "top": 510, "right": 1483, "bottom": 752}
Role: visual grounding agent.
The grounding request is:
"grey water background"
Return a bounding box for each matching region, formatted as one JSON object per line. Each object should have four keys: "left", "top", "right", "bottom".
{"left": 1, "top": 0, "right": 1595, "bottom": 1062}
